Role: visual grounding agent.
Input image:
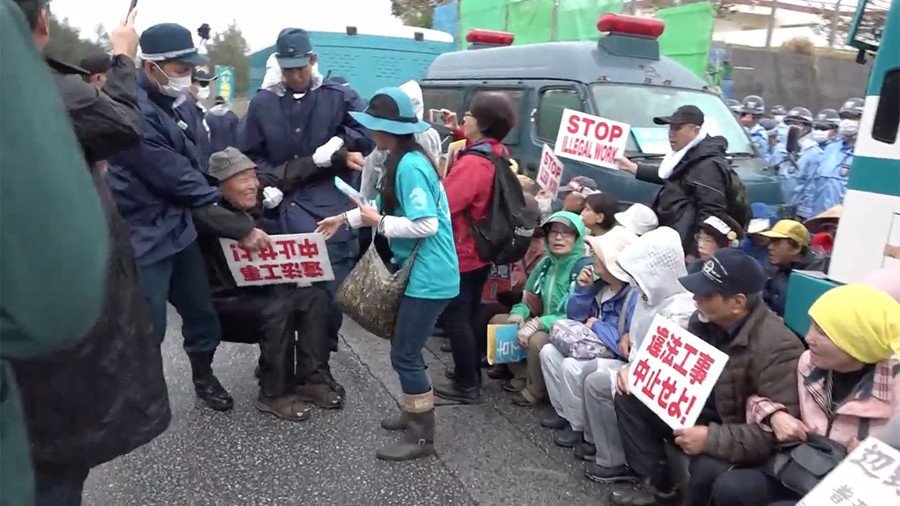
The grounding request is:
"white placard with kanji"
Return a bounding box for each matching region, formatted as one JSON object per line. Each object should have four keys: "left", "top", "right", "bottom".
{"left": 797, "top": 437, "right": 900, "bottom": 506}
{"left": 220, "top": 233, "right": 334, "bottom": 287}
{"left": 536, "top": 143, "right": 565, "bottom": 195}
{"left": 628, "top": 315, "right": 729, "bottom": 430}
{"left": 553, "top": 108, "right": 631, "bottom": 170}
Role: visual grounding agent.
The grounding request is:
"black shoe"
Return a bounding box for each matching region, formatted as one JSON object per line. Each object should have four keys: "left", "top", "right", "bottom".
{"left": 574, "top": 442, "right": 596, "bottom": 461}
{"left": 433, "top": 380, "right": 482, "bottom": 404}
{"left": 487, "top": 364, "right": 513, "bottom": 380}
{"left": 539, "top": 410, "right": 567, "bottom": 429}
{"left": 193, "top": 374, "right": 234, "bottom": 411}
{"left": 553, "top": 424, "right": 583, "bottom": 448}
{"left": 585, "top": 462, "right": 637, "bottom": 483}
{"left": 608, "top": 482, "right": 676, "bottom": 506}
{"left": 189, "top": 352, "right": 234, "bottom": 412}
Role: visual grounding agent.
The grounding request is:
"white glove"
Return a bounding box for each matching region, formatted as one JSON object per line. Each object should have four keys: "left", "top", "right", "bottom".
{"left": 312, "top": 136, "right": 345, "bottom": 167}
{"left": 262, "top": 187, "right": 284, "bottom": 209}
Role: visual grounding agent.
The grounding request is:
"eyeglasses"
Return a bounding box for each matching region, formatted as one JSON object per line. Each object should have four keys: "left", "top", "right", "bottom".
{"left": 463, "top": 111, "right": 473, "bottom": 118}
{"left": 548, "top": 228, "right": 576, "bottom": 239}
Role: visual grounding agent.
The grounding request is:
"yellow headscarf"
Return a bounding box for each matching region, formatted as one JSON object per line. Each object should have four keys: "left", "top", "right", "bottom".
{"left": 809, "top": 283, "right": 900, "bottom": 363}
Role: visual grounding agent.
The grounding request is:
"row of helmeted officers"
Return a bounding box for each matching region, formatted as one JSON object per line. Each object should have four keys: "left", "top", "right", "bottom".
{"left": 727, "top": 95, "right": 863, "bottom": 221}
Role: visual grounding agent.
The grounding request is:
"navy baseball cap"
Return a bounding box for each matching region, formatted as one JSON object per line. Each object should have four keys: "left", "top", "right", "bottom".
{"left": 275, "top": 28, "right": 314, "bottom": 69}
{"left": 140, "top": 23, "right": 208, "bottom": 66}
{"left": 678, "top": 249, "right": 766, "bottom": 297}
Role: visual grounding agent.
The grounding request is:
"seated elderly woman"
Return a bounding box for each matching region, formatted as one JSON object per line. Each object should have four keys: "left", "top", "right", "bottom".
{"left": 538, "top": 226, "right": 637, "bottom": 448}
{"left": 490, "top": 211, "right": 590, "bottom": 407}
{"left": 711, "top": 283, "right": 900, "bottom": 506}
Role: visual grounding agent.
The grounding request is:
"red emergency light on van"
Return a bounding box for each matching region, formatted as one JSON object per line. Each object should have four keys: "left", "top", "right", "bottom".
{"left": 466, "top": 29, "right": 515, "bottom": 47}
{"left": 597, "top": 14, "right": 665, "bottom": 39}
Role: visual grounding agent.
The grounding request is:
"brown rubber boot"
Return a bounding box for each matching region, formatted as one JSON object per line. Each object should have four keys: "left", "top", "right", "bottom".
{"left": 376, "top": 390, "right": 436, "bottom": 462}
{"left": 380, "top": 409, "right": 410, "bottom": 431}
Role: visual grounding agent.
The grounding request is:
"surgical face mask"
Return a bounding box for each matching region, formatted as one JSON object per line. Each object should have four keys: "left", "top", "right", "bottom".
{"left": 812, "top": 129, "right": 830, "bottom": 144}
{"left": 197, "top": 87, "right": 210, "bottom": 100}
{"left": 838, "top": 119, "right": 860, "bottom": 137}
{"left": 152, "top": 62, "right": 192, "bottom": 98}
{"left": 536, "top": 196, "right": 552, "bottom": 215}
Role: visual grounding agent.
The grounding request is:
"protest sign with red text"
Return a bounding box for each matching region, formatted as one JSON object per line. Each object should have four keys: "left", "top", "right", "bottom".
{"left": 536, "top": 143, "right": 565, "bottom": 195}
{"left": 220, "top": 233, "right": 334, "bottom": 287}
{"left": 554, "top": 109, "right": 631, "bottom": 170}
{"left": 628, "top": 315, "right": 729, "bottom": 430}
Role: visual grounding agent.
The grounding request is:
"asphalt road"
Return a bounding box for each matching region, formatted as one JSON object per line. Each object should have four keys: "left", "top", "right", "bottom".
{"left": 83, "top": 309, "right": 627, "bottom": 505}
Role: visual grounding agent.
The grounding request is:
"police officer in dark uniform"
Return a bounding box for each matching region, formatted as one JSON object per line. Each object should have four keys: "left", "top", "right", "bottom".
{"left": 107, "top": 23, "right": 233, "bottom": 412}
{"left": 239, "top": 28, "right": 374, "bottom": 355}
{"left": 178, "top": 66, "right": 216, "bottom": 172}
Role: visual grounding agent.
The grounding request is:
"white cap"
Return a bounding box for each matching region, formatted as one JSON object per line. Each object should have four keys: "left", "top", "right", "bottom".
{"left": 585, "top": 226, "right": 638, "bottom": 282}
{"left": 615, "top": 203, "right": 659, "bottom": 236}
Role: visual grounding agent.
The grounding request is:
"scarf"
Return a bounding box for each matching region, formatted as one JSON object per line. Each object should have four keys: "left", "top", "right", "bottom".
{"left": 809, "top": 284, "right": 900, "bottom": 363}
{"left": 657, "top": 127, "right": 708, "bottom": 180}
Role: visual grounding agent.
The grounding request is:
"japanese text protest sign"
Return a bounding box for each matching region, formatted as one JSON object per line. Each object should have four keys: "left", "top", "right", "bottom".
{"left": 628, "top": 315, "right": 729, "bottom": 430}
{"left": 220, "top": 233, "right": 334, "bottom": 287}
{"left": 536, "top": 143, "right": 565, "bottom": 195}
{"left": 481, "top": 263, "right": 513, "bottom": 304}
{"left": 554, "top": 109, "right": 631, "bottom": 170}
{"left": 486, "top": 324, "right": 526, "bottom": 365}
{"left": 797, "top": 437, "right": 900, "bottom": 506}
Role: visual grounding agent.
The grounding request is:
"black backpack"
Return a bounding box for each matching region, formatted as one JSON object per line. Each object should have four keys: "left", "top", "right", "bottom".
{"left": 713, "top": 158, "right": 752, "bottom": 230}
{"left": 462, "top": 145, "right": 540, "bottom": 265}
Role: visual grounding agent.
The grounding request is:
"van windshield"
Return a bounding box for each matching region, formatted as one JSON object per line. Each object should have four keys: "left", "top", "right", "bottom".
{"left": 591, "top": 84, "right": 755, "bottom": 157}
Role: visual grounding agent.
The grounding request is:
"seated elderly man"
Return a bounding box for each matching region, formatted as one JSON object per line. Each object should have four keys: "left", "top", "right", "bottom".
{"left": 192, "top": 147, "right": 345, "bottom": 422}
{"left": 610, "top": 249, "right": 804, "bottom": 506}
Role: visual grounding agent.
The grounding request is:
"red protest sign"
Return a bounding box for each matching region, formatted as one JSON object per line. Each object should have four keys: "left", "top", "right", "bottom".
{"left": 220, "top": 233, "right": 335, "bottom": 287}
{"left": 553, "top": 108, "right": 631, "bottom": 170}
{"left": 629, "top": 315, "right": 728, "bottom": 429}
{"left": 536, "top": 143, "right": 565, "bottom": 195}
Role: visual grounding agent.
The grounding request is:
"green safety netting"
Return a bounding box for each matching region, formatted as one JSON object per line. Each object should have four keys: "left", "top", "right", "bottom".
{"left": 455, "top": 0, "right": 714, "bottom": 78}
{"left": 460, "top": 0, "right": 623, "bottom": 45}
{"left": 557, "top": 0, "right": 624, "bottom": 41}
{"left": 655, "top": 2, "right": 715, "bottom": 77}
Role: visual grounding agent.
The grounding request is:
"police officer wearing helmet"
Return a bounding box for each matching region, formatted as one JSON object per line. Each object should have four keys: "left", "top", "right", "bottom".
{"left": 770, "top": 105, "right": 787, "bottom": 124}
{"left": 809, "top": 98, "right": 864, "bottom": 217}
{"left": 774, "top": 106, "right": 823, "bottom": 220}
{"left": 812, "top": 108, "right": 840, "bottom": 148}
{"left": 178, "top": 66, "right": 217, "bottom": 172}
{"left": 739, "top": 95, "right": 767, "bottom": 155}
{"left": 238, "top": 28, "right": 375, "bottom": 354}
{"left": 725, "top": 98, "right": 741, "bottom": 119}
{"left": 107, "top": 23, "right": 234, "bottom": 412}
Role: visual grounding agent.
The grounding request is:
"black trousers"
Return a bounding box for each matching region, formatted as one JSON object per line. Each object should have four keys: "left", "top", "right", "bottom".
{"left": 443, "top": 266, "right": 491, "bottom": 388}
{"left": 614, "top": 392, "right": 736, "bottom": 504}
{"left": 214, "top": 285, "right": 331, "bottom": 398}
{"left": 712, "top": 466, "right": 799, "bottom": 506}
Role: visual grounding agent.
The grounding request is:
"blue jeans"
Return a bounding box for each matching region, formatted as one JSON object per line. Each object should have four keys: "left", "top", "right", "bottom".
{"left": 318, "top": 240, "right": 359, "bottom": 350}
{"left": 137, "top": 241, "right": 221, "bottom": 355}
{"left": 391, "top": 295, "right": 450, "bottom": 395}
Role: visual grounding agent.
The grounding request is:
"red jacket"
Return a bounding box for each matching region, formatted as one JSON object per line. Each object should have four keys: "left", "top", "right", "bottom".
{"left": 443, "top": 137, "right": 505, "bottom": 273}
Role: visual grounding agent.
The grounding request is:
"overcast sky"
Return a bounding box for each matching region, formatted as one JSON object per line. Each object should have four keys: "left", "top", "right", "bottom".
{"left": 52, "top": 0, "right": 403, "bottom": 52}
